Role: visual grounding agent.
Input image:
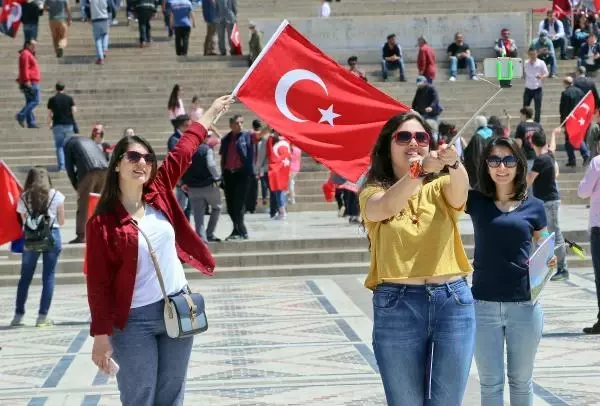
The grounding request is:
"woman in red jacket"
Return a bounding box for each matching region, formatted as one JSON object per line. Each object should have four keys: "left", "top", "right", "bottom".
{"left": 86, "top": 95, "right": 232, "bottom": 406}
{"left": 417, "top": 36, "right": 437, "bottom": 84}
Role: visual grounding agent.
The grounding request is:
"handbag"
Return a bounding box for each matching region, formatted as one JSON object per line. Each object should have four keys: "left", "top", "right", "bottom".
{"left": 133, "top": 222, "right": 208, "bottom": 338}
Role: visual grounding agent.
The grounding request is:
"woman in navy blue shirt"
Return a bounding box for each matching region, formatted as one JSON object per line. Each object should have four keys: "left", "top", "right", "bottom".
{"left": 466, "top": 137, "right": 555, "bottom": 406}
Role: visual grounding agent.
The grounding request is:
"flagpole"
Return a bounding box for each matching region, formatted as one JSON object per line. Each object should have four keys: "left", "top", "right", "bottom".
{"left": 231, "top": 19, "right": 291, "bottom": 97}
{"left": 558, "top": 90, "right": 593, "bottom": 128}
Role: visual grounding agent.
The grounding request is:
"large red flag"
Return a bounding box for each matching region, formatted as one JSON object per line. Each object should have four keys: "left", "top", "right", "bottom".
{"left": 553, "top": 0, "right": 571, "bottom": 17}
{"left": 596, "top": 0, "right": 600, "bottom": 12}
{"left": 0, "top": 0, "right": 24, "bottom": 38}
{"left": 0, "top": 161, "right": 23, "bottom": 245}
{"left": 233, "top": 20, "right": 409, "bottom": 182}
{"left": 230, "top": 23, "right": 242, "bottom": 55}
{"left": 565, "top": 91, "right": 596, "bottom": 149}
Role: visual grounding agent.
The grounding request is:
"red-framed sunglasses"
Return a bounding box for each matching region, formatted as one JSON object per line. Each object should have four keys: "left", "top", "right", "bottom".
{"left": 393, "top": 131, "right": 431, "bottom": 147}
{"left": 121, "top": 151, "right": 156, "bottom": 164}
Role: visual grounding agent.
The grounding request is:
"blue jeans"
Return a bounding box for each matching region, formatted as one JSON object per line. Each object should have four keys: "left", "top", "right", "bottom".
{"left": 449, "top": 56, "right": 476, "bottom": 78}
{"left": 17, "top": 83, "right": 40, "bottom": 127}
{"left": 565, "top": 131, "right": 590, "bottom": 165}
{"left": 22, "top": 23, "right": 38, "bottom": 43}
{"left": 111, "top": 300, "right": 194, "bottom": 406}
{"left": 52, "top": 124, "right": 74, "bottom": 170}
{"left": 92, "top": 19, "right": 110, "bottom": 60}
{"left": 372, "top": 278, "right": 475, "bottom": 405}
{"left": 15, "top": 228, "right": 62, "bottom": 316}
{"left": 381, "top": 59, "right": 406, "bottom": 80}
{"left": 474, "top": 300, "right": 544, "bottom": 406}
{"left": 270, "top": 190, "right": 287, "bottom": 216}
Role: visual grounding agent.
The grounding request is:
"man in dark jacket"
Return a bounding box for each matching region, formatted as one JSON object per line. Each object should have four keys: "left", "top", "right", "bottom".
{"left": 134, "top": 0, "right": 156, "bottom": 46}
{"left": 574, "top": 66, "right": 600, "bottom": 109}
{"left": 64, "top": 133, "right": 109, "bottom": 243}
{"left": 411, "top": 76, "right": 442, "bottom": 121}
{"left": 181, "top": 138, "right": 222, "bottom": 242}
{"left": 560, "top": 75, "right": 590, "bottom": 166}
{"left": 219, "top": 114, "right": 253, "bottom": 240}
{"left": 578, "top": 34, "right": 600, "bottom": 75}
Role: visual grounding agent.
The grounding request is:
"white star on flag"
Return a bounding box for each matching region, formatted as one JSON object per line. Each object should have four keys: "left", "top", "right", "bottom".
{"left": 282, "top": 158, "right": 291, "bottom": 167}
{"left": 579, "top": 118, "right": 586, "bottom": 126}
{"left": 318, "top": 105, "right": 341, "bottom": 126}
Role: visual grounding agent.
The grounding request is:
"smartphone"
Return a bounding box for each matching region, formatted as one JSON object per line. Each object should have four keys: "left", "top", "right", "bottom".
{"left": 102, "top": 358, "right": 120, "bottom": 377}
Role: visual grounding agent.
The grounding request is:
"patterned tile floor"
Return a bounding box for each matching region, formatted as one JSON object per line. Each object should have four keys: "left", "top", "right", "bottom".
{"left": 0, "top": 272, "right": 598, "bottom": 405}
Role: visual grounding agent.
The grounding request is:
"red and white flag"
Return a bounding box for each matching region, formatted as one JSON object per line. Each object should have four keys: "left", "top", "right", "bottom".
{"left": 232, "top": 20, "right": 409, "bottom": 182}
{"left": 230, "top": 23, "right": 242, "bottom": 55}
{"left": 0, "top": 0, "right": 24, "bottom": 38}
{"left": 267, "top": 136, "right": 292, "bottom": 192}
{"left": 0, "top": 161, "right": 23, "bottom": 246}
{"left": 565, "top": 91, "right": 596, "bottom": 149}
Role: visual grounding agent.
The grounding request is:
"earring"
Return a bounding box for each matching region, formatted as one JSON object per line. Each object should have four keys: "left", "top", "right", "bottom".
{"left": 115, "top": 168, "right": 119, "bottom": 172}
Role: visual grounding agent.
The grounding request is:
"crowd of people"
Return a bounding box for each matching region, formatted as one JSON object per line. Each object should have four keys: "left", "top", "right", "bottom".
{"left": 6, "top": 1, "right": 600, "bottom": 406}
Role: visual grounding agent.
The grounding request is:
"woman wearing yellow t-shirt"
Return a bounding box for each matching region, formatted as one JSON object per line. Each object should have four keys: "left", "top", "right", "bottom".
{"left": 359, "top": 112, "right": 474, "bottom": 406}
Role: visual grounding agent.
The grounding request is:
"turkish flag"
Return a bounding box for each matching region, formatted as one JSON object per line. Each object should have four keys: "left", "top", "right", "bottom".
{"left": 82, "top": 193, "right": 100, "bottom": 276}
{"left": 267, "top": 136, "right": 292, "bottom": 192}
{"left": 230, "top": 23, "right": 242, "bottom": 55}
{"left": 565, "top": 91, "right": 596, "bottom": 149}
{"left": 595, "top": 0, "right": 600, "bottom": 11}
{"left": 0, "top": 161, "right": 23, "bottom": 246}
{"left": 233, "top": 20, "right": 409, "bottom": 182}
{"left": 0, "top": 0, "right": 24, "bottom": 38}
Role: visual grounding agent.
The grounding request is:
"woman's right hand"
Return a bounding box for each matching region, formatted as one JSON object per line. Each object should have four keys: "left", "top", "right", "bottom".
{"left": 92, "top": 335, "right": 113, "bottom": 374}
{"left": 199, "top": 95, "right": 235, "bottom": 128}
{"left": 422, "top": 152, "right": 444, "bottom": 174}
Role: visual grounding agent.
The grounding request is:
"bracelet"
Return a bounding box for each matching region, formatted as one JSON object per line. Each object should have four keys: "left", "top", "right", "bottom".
{"left": 447, "top": 160, "right": 460, "bottom": 170}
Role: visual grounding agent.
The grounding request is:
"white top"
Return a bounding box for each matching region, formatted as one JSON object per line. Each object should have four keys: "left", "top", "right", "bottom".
{"left": 538, "top": 18, "right": 565, "bottom": 39}
{"left": 319, "top": 2, "right": 330, "bottom": 17}
{"left": 17, "top": 189, "right": 65, "bottom": 229}
{"left": 131, "top": 205, "right": 188, "bottom": 309}
{"left": 524, "top": 58, "right": 548, "bottom": 90}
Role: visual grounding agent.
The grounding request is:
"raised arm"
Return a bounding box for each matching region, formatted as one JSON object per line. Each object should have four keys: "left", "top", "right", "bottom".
{"left": 151, "top": 95, "right": 233, "bottom": 193}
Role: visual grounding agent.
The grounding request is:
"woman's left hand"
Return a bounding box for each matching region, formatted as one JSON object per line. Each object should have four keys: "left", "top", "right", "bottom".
{"left": 438, "top": 145, "right": 459, "bottom": 167}
{"left": 547, "top": 255, "right": 557, "bottom": 269}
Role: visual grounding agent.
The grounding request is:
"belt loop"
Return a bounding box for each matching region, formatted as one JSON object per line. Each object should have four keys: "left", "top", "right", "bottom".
{"left": 425, "top": 286, "right": 433, "bottom": 297}
{"left": 444, "top": 282, "right": 453, "bottom": 294}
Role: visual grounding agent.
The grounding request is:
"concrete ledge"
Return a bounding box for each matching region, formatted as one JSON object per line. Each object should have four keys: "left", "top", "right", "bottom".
{"left": 254, "top": 12, "right": 531, "bottom": 64}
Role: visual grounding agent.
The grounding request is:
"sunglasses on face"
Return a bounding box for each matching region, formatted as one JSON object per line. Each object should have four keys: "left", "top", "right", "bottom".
{"left": 393, "top": 131, "right": 431, "bottom": 147}
{"left": 121, "top": 151, "right": 156, "bottom": 164}
{"left": 487, "top": 155, "right": 517, "bottom": 168}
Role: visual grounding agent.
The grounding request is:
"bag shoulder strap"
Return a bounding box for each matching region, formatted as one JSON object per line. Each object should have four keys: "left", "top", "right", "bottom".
{"left": 131, "top": 220, "right": 170, "bottom": 304}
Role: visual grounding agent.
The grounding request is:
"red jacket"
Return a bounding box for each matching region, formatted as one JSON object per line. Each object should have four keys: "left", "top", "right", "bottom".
{"left": 417, "top": 44, "right": 436, "bottom": 80}
{"left": 85, "top": 122, "right": 215, "bottom": 337}
{"left": 17, "top": 48, "right": 40, "bottom": 84}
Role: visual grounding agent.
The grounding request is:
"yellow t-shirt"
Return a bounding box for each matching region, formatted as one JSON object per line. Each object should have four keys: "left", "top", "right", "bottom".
{"left": 359, "top": 176, "right": 471, "bottom": 290}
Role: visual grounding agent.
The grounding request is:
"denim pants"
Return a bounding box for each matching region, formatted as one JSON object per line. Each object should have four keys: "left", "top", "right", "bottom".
{"left": 111, "top": 300, "right": 194, "bottom": 406}
{"left": 92, "top": 19, "right": 110, "bottom": 60}
{"left": 270, "top": 190, "right": 287, "bottom": 216}
{"left": 449, "top": 56, "right": 476, "bottom": 78}
{"left": 539, "top": 53, "right": 557, "bottom": 76}
{"left": 22, "top": 23, "right": 38, "bottom": 44}
{"left": 372, "top": 278, "right": 475, "bottom": 406}
{"left": 523, "top": 87, "right": 543, "bottom": 123}
{"left": 543, "top": 200, "right": 568, "bottom": 272}
{"left": 474, "top": 300, "right": 544, "bottom": 406}
{"left": 17, "top": 83, "right": 40, "bottom": 127}
{"left": 52, "top": 124, "right": 73, "bottom": 170}
{"left": 590, "top": 227, "right": 600, "bottom": 320}
{"left": 15, "top": 228, "right": 62, "bottom": 317}
{"left": 565, "top": 131, "right": 590, "bottom": 164}
{"left": 136, "top": 7, "right": 153, "bottom": 44}
{"left": 259, "top": 175, "right": 269, "bottom": 201}
{"left": 381, "top": 59, "right": 406, "bottom": 80}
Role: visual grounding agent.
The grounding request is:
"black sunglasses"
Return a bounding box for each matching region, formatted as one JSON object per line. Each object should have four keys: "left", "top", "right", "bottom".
{"left": 393, "top": 131, "right": 430, "bottom": 147}
{"left": 121, "top": 151, "right": 156, "bottom": 164}
{"left": 487, "top": 155, "right": 517, "bottom": 168}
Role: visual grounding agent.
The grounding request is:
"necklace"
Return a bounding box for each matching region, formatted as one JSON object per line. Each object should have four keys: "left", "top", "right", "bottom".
{"left": 399, "top": 188, "right": 423, "bottom": 225}
{"left": 495, "top": 199, "right": 521, "bottom": 213}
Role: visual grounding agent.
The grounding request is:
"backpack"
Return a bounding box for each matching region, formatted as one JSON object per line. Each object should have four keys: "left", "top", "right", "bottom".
{"left": 22, "top": 191, "right": 57, "bottom": 252}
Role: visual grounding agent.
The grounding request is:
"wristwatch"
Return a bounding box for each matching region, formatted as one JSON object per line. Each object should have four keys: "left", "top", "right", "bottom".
{"left": 448, "top": 160, "right": 461, "bottom": 170}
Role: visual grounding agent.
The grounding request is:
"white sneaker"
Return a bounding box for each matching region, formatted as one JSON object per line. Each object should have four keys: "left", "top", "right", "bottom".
{"left": 471, "top": 75, "right": 479, "bottom": 81}
{"left": 112, "top": 19, "right": 118, "bottom": 25}
{"left": 449, "top": 76, "right": 456, "bottom": 82}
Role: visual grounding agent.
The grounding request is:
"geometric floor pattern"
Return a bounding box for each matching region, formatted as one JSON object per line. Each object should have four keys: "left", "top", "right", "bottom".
{"left": 0, "top": 272, "right": 599, "bottom": 405}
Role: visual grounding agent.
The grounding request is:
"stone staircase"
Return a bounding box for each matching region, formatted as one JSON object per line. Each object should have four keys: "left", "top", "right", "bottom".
{"left": 0, "top": 0, "right": 597, "bottom": 285}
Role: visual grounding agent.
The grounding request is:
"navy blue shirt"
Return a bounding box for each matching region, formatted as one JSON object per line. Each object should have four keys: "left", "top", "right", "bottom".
{"left": 466, "top": 190, "right": 547, "bottom": 302}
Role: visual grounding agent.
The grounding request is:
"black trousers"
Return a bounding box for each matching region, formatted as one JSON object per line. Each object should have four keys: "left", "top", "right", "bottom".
{"left": 343, "top": 190, "right": 359, "bottom": 217}
{"left": 223, "top": 170, "right": 251, "bottom": 237}
{"left": 523, "top": 87, "right": 543, "bottom": 123}
{"left": 591, "top": 227, "right": 600, "bottom": 320}
{"left": 245, "top": 175, "right": 258, "bottom": 213}
{"left": 174, "top": 26, "right": 191, "bottom": 56}
{"left": 136, "top": 7, "right": 153, "bottom": 44}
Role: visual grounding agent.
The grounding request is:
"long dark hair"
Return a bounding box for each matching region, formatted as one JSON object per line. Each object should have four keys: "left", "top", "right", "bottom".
{"left": 22, "top": 166, "right": 52, "bottom": 214}
{"left": 363, "top": 111, "right": 438, "bottom": 191}
{"left": 477, "top": 136, "right": 528, "bottom": 201}
{"left": 94, "top": 136, "right": 158, "bottom": 216}
{"left": 167, "top": 84, "right": 180, "bottom": 111}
